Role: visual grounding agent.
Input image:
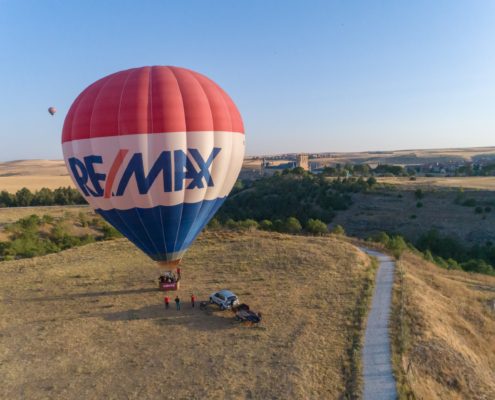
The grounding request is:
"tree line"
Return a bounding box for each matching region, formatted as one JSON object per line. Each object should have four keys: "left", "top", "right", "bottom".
{"left": 217, "top": 168, "right": 376, "bottom": 224}
{"left": 0, "top": 187, "right": 86, "bottom": 207}
{"left": 369, "top": 231, "right": 494, "bottom": 276}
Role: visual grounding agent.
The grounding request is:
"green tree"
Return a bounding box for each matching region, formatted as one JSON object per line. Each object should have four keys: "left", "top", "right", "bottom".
{"left": 370, "top": 231, "right": 389, "bottom": 246}
{"left": 238, "top": 219, "right": 259, "bottom": 230}
{"left": 207, "top": 218, "right": 221, "bottom": 229}
{"left": 387, "top": 235, "right": 407, "bottom": 259}
{"left": 15, "top": 188, "right": 34, "bottom": 206}
{"left": 331, "top": 224, "right": 345, "bottom": 235}
{"left": 33, "top": 188, "right": 55, "bottom": 206}
{"left": 283, "top": 217, "right": 302, "bottom": 234}
{"left": 0, "top": 190, "right": 15, "bottom": 207}
{"left": 366, "top": 177, "right": 377, "bottom": 187}
{"left": 306, "top": 219, "right": 328, "bottom": 235}
{"left": 259, "top": 219, "right": 273, "bottom": 231}
{"left": 414, "top": 189, "right": 424, "bottom": 199}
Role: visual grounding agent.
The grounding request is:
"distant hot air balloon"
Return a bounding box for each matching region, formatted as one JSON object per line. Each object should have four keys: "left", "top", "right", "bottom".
{"left": 62, "top": 66, "right": 245, "bottom": 268}
{"left": 48, "top": 107, "right": 57, "bottom": 116}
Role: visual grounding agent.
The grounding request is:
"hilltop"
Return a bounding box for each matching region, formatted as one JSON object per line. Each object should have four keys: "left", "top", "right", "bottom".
{"left": 0, "top": 229, "right": 373, "bottom": 399}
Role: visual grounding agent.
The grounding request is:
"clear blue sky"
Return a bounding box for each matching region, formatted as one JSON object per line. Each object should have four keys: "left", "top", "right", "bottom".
{"left": 0, "top": 0, "right": 494, "bottom": 160}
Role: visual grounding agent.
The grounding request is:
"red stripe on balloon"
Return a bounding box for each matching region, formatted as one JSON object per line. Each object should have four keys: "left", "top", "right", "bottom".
{"left": 62, "top": 66, "right": 244, "bottom": 143}
{"left": 104, "top": 149, "right": 129, "bottom": 198}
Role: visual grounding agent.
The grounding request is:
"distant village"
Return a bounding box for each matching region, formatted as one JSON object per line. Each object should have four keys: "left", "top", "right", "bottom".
{"left": 240, "top": 151, "right": 495, "bottom": 180}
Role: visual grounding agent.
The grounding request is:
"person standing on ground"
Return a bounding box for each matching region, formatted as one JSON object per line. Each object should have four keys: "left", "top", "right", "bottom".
{"left": 191, "top": 293, "right": 196, "bottom": 308}
{"left": 164, "top": 295, "right": 170, "bottom": 310}
{"left": 175, "top": 295, "right": 181, "bottom": 311}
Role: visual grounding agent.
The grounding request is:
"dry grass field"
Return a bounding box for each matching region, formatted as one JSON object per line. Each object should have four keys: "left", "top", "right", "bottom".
{"left": 0, "top": 206, "right": 90, "bottom": 225}
{"left": 392, "top": 251, "right": 495, "bottom": 400}
{"left": 377, "top": 176, "right": 495, "bottom": 190}
{"left": 0, "top": 160, "right": 73, "bottom": 191}
{"left": 0, "top": 230, "right": 374, "bottom": 399}
{"left": 313, "top": 146, "right": 495, "bottom": 167}
{"left": 245, "top": 147, "right": 495, "bottom": 172}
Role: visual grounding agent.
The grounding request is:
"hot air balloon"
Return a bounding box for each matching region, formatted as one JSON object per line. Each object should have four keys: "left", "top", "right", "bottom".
{"left": 62, "top": 66, "right": 245, "bottom": 271}
{"left": 48, "top": 107, "right": 57, "bottom": 116}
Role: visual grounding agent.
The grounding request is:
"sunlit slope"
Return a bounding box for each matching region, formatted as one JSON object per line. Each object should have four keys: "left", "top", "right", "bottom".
{"left": 394, "top": 252, "right": 495, "bottom": 400}
{"left": 0, "top": 160, "right": 73, "bottom": 191}
{"left": 0, "top": 231, "right": 371, "bottom": 399}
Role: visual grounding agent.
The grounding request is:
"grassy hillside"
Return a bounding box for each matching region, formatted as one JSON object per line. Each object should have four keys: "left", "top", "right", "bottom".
{"left": 391, "top": 251, "right": 495, "bottom": 399}
{"left": 331, "top": 187, "right": 495, "bottom": 245}
{"left": 0, "top": 230, "right": 374, "bottom": 399}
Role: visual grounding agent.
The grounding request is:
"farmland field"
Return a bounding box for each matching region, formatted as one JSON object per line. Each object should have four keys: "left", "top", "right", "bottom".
{"left": 377, "top": 176, "right": 495, "bottom": 190}
{"left": 0, "top": 160, "right": 73, "bottom": 191}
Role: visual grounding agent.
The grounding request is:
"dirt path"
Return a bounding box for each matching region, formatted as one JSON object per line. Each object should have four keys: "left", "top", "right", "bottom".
{"left": 359, "top": 247, "right": 397, "bottom": 400}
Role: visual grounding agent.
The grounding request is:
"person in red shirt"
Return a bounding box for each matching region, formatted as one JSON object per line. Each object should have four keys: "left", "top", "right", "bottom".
{"left": 164, "top": 295, "right": 170, "bottom": 310}
{"left": 176, "top": 267, "right": 181, "bottom": 281}
{"left": 191, "top": 293, "right": 196, "bottom": 308}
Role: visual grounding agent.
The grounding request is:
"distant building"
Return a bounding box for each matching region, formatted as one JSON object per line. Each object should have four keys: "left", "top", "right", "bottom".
{"left": 296, "top": 154, "right": 309, "bottom": 171}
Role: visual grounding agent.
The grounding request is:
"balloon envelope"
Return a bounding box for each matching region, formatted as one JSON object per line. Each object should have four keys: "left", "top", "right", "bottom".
{"left": 62, "top": 66, "right": 245, "bottom": 262}
{"left": 48, "top": 107, "right": 56, "bottom": 115}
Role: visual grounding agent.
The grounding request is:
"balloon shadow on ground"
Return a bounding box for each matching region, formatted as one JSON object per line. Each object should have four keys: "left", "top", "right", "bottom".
{"left": 25, "top": 288, "right": 158, "bottom": 302}
{"left": 100, "top": 303, "right": 237, "bottom": 331}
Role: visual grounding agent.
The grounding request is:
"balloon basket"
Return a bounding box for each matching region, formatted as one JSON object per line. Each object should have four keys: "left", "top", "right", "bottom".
{"left": 158, "top": 281, "right": 180, "bottom": 291}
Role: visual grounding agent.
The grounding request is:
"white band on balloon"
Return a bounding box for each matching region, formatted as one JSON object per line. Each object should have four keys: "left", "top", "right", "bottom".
{"left": 62, "top": 131, "right": 245, "bottom": 211}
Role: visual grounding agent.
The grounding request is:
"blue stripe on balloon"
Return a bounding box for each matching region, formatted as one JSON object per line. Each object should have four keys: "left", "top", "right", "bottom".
{"left": 96, "top": 197, "right": 227, "bottom": 262}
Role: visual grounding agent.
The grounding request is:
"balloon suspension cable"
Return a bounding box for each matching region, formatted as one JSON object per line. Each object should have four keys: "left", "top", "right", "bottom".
{"left": 156, "top": 259, "right": 181, "bottom": 276}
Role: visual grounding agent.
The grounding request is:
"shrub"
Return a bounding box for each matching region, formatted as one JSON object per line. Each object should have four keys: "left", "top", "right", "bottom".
{"left": 366, "top": 177, "right": 377, "bottom": 187}
{"left": 41, "top": 214, "right": 55, "bottom": 224}
{"left": 475, "top": 206, "right": 483, "bottom": 214}
{"left": 225, "top": 219, "right": 238, "bottom": 229}
{"left": 306, "top": 219, "right": 328, "bottom": 235}
{"left": 207, "top": 218, "right": 221, "bottom": 230}
{"left": 273, "top": 219, "right": 284, "bottom": 232}
{"left": 100, "top": 223, "right": 123, "bottom": 240}
{"left": 283, "top": 217, "right": 302, "bottom": 234}
{"left": 416, "top": 201, "right": 423, "bottom": 208}
{"left": 423, "top": 250, "right": 434, "bottom": 262}
{"left": 462, "top": 198, "right": 476, "bottom": 207}
{"left": 461, "top": 259, "right": 494, "bottom": 275}
{"left": 331, "top": 224, "right": 345, "bottom": 235}
{"left": 78, "top": 212, "right": 90, "bottom": 227}
{"left": 238, "top": 219, "right": 259, "bottom": 230}
{"left": 372, "top": 231, "right": 390, "bottom": 246}
{"left": 388, "top": 235, "right": 407, "bottom": 259}
{"left": 446, "top": 258, "right": 462, "bottom": 270}
{"left": 259, "top": 220, "right": 273, "bottom": 231}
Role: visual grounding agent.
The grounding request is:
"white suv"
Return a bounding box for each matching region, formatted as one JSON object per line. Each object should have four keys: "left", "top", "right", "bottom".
{"left": 209, "top": 289, "right": 239, "bottom": 310}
